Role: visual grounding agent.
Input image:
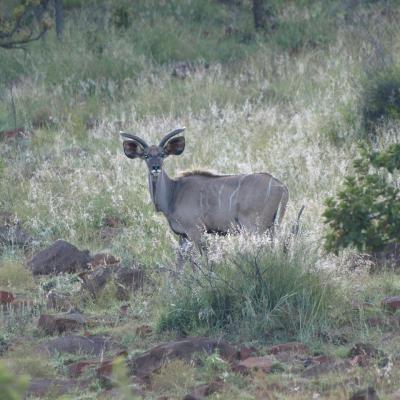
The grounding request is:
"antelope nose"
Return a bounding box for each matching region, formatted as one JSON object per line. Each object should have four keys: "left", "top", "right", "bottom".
{"left": 151, "top": 166, "right": 161, "bottom": 174}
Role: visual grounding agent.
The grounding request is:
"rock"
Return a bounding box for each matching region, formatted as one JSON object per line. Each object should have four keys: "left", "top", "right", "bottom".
{"left": 238, "top": 345, "right": 258, "bottom": 361}
{"left": 0, "top": 290, "right": 15, "bottom": 304}
{"left": 37, "top": 335, "right": 119, "bottom": 356}
{"left": 136, "top": 324, "right": 152, "bottom": 338}
{"left": 267, "top": 342, "right": 308, "bottom": 355}
{"left": 81, "top": 266, "right": 113, "bottom": 296}
{"left": 183, "top": 379, "right": 224, "bottom": 400}
{"left": 128, "top": 337, "right": 237, "bottom": 379}
{"left": 115, "top": 266, "right": 144, "bottom": 300}
{"left": 38, "top": 312, "right": 86, "bottom": 335}
{"left": 89, "top": 253, "right": 120, "bottom": 268}
{"left": 27, "top": 240, "right": 91, "bottom": 275}
{"left": 349, "top": 386, "right": 380, "bottom": 400}
{"left": 26, "top": 378, "right": 77, "bottom": 397}
{"left": 233, "top": 356, "right": 275, "bottom": 375}
{"left": 382, "top": 296, "right": 400, "bottom": 313}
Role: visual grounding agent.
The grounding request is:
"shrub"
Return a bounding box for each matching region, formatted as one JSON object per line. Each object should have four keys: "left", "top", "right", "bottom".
{"left": 324, "top": 144, "right": 400, "bottom": 257}
{"left": 361, "top": 66, "right": 400, "bottom": 135}
{"left": 0, "top": 261, "right": 35, "bottom": 291}
{"left": 157, "top": 242, "right": 335, "bottom": 342}
{"left": 0, "top": 362, "right": 29, "bottom": 400}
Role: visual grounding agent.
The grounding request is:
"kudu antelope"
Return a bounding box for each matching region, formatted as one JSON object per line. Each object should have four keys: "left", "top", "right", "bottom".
{"left": 121, "top": 128, "right": 289, "bottom": 265}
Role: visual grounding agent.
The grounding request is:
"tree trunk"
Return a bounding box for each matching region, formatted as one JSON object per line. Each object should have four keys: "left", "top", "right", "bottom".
{"left": 54, "top": 0, "right": 64, "bottom": 39}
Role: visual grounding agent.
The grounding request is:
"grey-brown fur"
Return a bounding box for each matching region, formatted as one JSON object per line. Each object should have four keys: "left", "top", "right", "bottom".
{"left": 121, "top": 128, "right": 289, "bottom": 264}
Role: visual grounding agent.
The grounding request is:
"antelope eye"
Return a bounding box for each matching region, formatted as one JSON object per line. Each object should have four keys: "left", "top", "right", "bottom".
{"left": 144, "top": 154, "right": 149, "bottom": 159}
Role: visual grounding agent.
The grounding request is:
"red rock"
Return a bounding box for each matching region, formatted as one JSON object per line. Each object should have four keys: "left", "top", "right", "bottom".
{"left": 38, "top": 313, "right": 86, "bottom": 335}
{"left": 382, "top": 296, "right": 400, "bottom": 312}
{"left": 238, "top": 345, "right": 258, "bottom": 361}
{"left": 96, "top": 360, "right": 114, "bottom": 379}
{"left": 0, "top": 291, "right": 15, "bottom": 304}
{"left": 136, "top": 325, "right": 152, "bottom": 338}
{"left": 267, "top": 342, "right": 308, "bottom": 355}
{"left": 233, "top": 356, "right": 275, "bottom": 375}
{"left": 89, "top": 253, "right": 120, "bottom": 268}
{"left": 0, "top": 128, "right": 25, "bottom": 139}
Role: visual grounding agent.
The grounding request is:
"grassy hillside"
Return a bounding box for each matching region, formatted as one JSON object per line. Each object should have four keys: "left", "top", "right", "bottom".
{"left": 0, "top": 1, "right": 400, "bottom": 399}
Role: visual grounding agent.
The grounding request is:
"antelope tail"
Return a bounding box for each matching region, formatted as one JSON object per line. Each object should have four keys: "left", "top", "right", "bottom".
{"left": 291, "top": 205, "right": 305, "bottom": 235}
{"left": 277, "top": 186, "right": 289, "bottom": 225}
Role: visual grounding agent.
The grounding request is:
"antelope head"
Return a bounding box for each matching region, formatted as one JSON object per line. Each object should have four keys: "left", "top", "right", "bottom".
{"left": 121, "top": 128, "right": 186, "bottom": 180}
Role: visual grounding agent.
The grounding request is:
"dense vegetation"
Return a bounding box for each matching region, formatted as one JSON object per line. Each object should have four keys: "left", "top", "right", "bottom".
{"left": 1, "top": 0, "right": 400, "bottom": 399}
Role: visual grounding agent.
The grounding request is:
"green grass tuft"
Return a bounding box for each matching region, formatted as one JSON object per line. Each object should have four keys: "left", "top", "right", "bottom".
{"left": 158, "top": 240, "right": 336, "bottom": 342}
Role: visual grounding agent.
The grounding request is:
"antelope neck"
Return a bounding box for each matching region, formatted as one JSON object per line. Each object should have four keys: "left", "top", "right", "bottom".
{"left": 148, "top": 169, "right": 175, "bottom": 214}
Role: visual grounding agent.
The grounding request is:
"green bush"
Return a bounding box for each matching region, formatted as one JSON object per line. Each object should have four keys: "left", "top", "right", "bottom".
{"left": 361, "top": 66, "right": 400, "bottom": 135}
{"left": 324, "top": 144, "right": 400, "bottom": 255}
{"left": 0, "top": 362, "right": 29, "bottom": 400}
{"left": 158, "top": 242, "right": 335, "bottom": 342}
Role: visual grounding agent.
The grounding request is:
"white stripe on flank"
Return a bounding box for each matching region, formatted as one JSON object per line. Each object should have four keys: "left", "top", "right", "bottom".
{"left": 265, "top": 179, "right": 273, "bottom": 202}
{"left": 229, "top": 176, "right": 245, "bottom": 211}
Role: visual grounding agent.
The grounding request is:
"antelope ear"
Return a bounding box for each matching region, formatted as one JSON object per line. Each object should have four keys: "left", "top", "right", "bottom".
{"left": 164, "top": 136, "right": 185, "bottom": 156}
{"left": 123, "top": 141, "right": 144, "bottom": 159}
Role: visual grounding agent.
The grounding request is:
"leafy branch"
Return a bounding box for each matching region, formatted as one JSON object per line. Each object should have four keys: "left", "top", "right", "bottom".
{"left": 0, "top": 1, "right": 52, "bottom": 49}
